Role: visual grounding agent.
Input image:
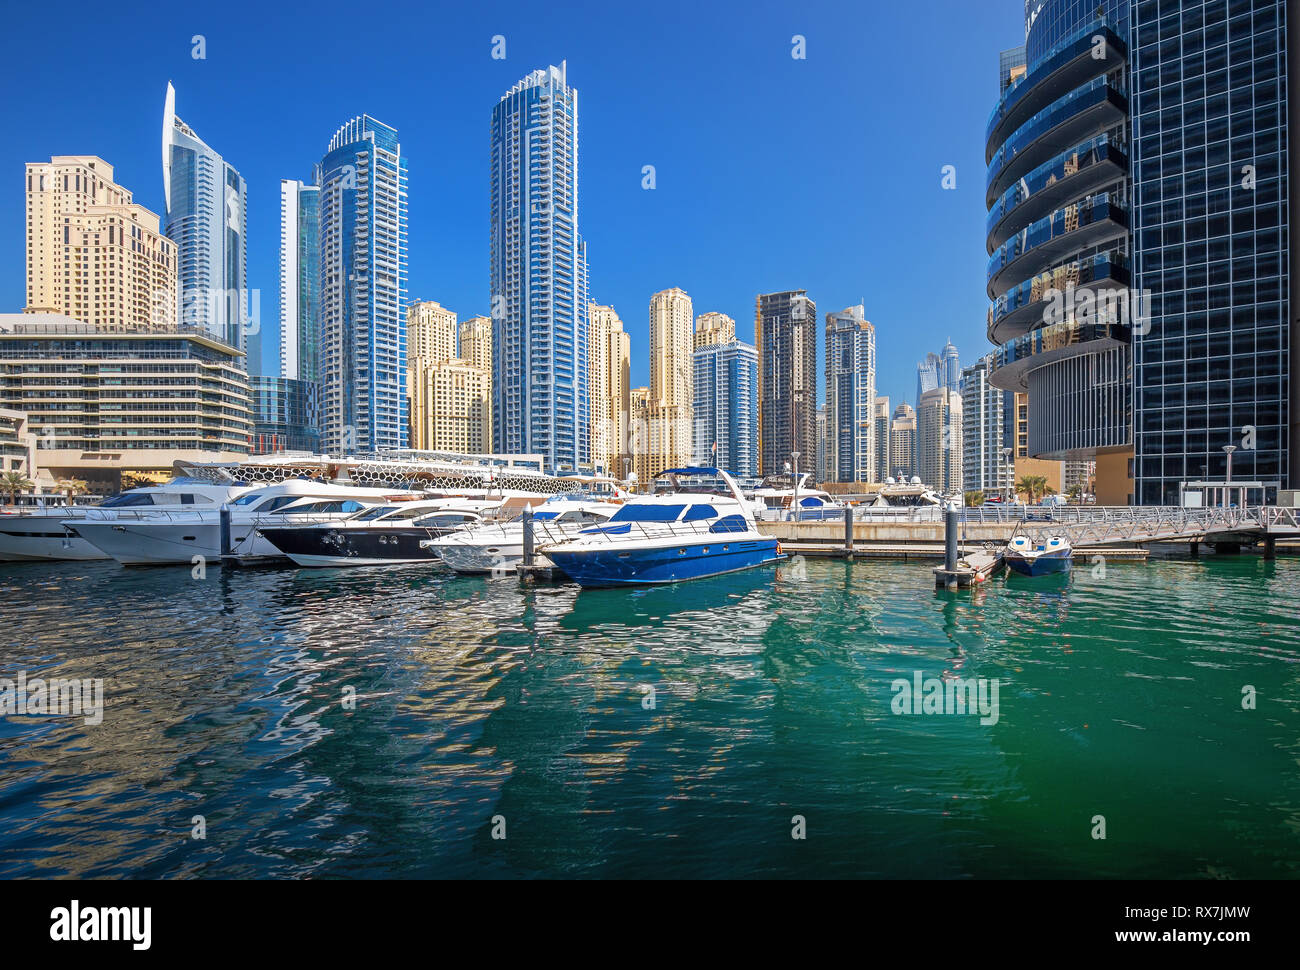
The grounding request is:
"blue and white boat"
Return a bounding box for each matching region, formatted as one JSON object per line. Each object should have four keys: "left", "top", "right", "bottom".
{"left": 1004, "top": 535, "right": 1072, "bottom": 576}
{"left": 541, "top": 467, "right": 785, "bottom": 587}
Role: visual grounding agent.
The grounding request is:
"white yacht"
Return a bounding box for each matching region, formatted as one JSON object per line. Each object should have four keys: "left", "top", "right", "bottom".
{"left": 0, "top": 478, "right": 254, "bottom": 562}
{"left": 424, "top": 494, "right": 621, "bottom": 574}
{"left": 749, "top": 473, "right": 844, "bottom": 522}
{"left": 68, "top": 480, "right": 424, "bottom": 566}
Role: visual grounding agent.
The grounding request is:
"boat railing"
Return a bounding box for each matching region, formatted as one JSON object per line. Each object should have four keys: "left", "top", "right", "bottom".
{"left": 533, "top": 514, "right": 756, "bottom": 549}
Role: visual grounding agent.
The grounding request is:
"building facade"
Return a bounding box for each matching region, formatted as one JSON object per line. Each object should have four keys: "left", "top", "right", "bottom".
{"left": 889, "top": 402, "right": 917, "bottom": 480}
{"left": 588, "top": 303, "right": 630, "bottom": 477}
{"left": 491, "top": 63, "right": 589, "bottom": 472}
{"left": 409, "top": 358, "right": 491, "bottom": 454}
{"left": 824, "top": 305, "right": 876, "bottom": 484}
{"left": 756, "top": 290, "right": 816, "bottom": 476}
{"left": 0, "top": 313, "right": 250, "bottom": 486}
{"left": 961, "top": 354, "right": 1015, "bottom": 495}
{"left": 643, "top": 287, "right": 694, "bottom": 477}
{"left": 251, "top": 376, "right": 320, "bottom": 454}
{"left": 316, "top": 115, "right": 408, "bottom": 454}
{"left": 694, "top": 311, "right": 736, "bottom": 350}
{"left": 163, "top": 83, "right": 248, "bottom": 353}
{"left": 917, "top": 388, "right": 963, "bottom": 494}
{"left": 873, "top": 396, "right": 891, "bottom": 483}
{"left": 24, "top": 156, "right": 177, "bottom": 333}
{"left": 692, "top": 338, "right": 757, "bottom": 478}
{"left": 279, "top": 179, "right": 320, "bottom": 383}
{"left": 407, "top": 300, "right": 457, "bottom": 363}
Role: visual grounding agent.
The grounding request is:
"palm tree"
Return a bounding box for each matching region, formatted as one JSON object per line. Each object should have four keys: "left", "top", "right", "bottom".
{"left": 2, "top": 471, "right": 33, "bottom": 507}
{"left": 964, "top": 490, "right": 985, "bottom": 507}
{"left": 1066, "top": 483, "right": 1083, "bottom": 504}
{"left": 56, "top": 478, "right": 89, "bottom": 503}
{"left": 1016, "top": 475, "right": 1048, "bottom": 504}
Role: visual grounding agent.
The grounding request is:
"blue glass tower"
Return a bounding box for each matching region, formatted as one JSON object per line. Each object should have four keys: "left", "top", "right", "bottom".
{"left": 491, "top": 63, "right": 589, "bottom": 472}
{"left": 825, "top": 306, "right": 877, "bottom": 484}
{"left": 315, "top": 116, "right": 408, "bottom": 454}
{"left": 163, "top": 82, "right": 248, "bottom": 354}
{"left": 693, "top": 339, "right": 758, "bottom": 478}
{"left": 279, "top": 179, "right": 321, "bottom": 386}
{"left": 984, "top": 0, "right": 1297, "bottom": 504}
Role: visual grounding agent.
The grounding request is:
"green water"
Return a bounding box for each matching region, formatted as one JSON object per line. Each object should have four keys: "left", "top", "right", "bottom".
{"left": 0, "top": 555, "right": 1297, "bottom": 878}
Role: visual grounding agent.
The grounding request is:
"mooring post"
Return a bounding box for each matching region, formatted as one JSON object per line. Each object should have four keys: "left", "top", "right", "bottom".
{"left": 944, "top": 503, "right": 959, "bottom": 573}
{"left": 522, "top": 508, "right": 535, "bottom": 567}
{"left": 219, "top": 504, "right": 232, "bottom": 558}
{"left": 843, "top": 505, "right": 853, "bottom": 557}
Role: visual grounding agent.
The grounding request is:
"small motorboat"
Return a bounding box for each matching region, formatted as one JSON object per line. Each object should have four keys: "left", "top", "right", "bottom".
{"left": 541, "top": 467, "right": 785, "bottom": 587}
{"left": 1004, "top": 534, "right": 1072, "bottom": 576}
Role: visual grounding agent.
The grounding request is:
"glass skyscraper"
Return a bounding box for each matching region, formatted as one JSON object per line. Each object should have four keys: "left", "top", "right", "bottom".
{"left": 983, "top": 0, "right": 1297, "bottom": 504}
{"left": 162, "top": 82, "right": 248, "bottom": 354}
{"left": 825, "top": 305, "right": 877, "bottom": 484}
{"left": 315, "top": 116, "right": 408, "bottom": 454}
{"left": 692, "top": 339, "right": 758, "bottom": 478}
{"left": 490, "top": 63, "right": 589, "bottom": 472}
{"left": 251, "top": 375, "right": 320, "bottom": 454}
{"left": 279, "top": 179, "right": 320, "bottom": 385}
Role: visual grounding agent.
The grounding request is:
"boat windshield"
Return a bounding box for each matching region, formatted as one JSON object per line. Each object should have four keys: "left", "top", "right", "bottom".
{"left": 230, "top": 492, "right": 267, "bottom": 507}
{"left": 352, "top": 505, "right": 399, "bottom": 521}
{"left": 99, "top": 493, "right": 157, "bottom": 508}
{"left": 609, "top": 503, "right": 686, "bottom": 523}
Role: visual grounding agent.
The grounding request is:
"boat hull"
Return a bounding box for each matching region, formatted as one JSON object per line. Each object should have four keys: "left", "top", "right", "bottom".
{"left": 1004, "top": 550, "right": 1072, "bottom": 576}
{"left": 68, "top": 519, "right": 285, "bottom": 565}
{"left": 0, "top": 521, "right": 107, "bottom": 561}
{"left": 545, "top": 537, "right": 784, "bottom": 587}
{"left": 259, "top": 526, "right": 445, "bottom": 568}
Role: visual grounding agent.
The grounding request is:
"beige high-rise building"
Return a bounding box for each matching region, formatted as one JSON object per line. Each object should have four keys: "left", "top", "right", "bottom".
{"left": 645, "top": 288, "right": 694, "bottom": 479}
{"left": 407, "top": 300, "right": 457, "bottom": 363}
{"left": 409, "top": 358, "right": 490, "bottom": 454}
{"left": 889, "top": 402, "right": 917, "bottom": 480}
{"left": 917, "top": 388, "right": 963, "bottom": 494}
{"left": 630, "top": 386, "right": 652, "bottom": 487}
{"left": 694, "top": 311, "right": 735, "bottom": 350}
{"left": 459, "top": 315, "right": 492, "bottom": 375}
{"left": 588, "top": 303, "right": 631, "bottom": 477}
{"left": 25, "top": 156, "right": 177, "bottom": 332}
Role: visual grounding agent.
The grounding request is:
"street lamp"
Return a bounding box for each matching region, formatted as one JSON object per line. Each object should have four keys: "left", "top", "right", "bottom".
{"left": 1223, "top": 444, "right": 1237, "bottom": 508}
{"left": 791, "top": 451, "right": 801, "bottom": 522}
{"left": 1002, "top": 446, "right": 1013, "bottom": 505}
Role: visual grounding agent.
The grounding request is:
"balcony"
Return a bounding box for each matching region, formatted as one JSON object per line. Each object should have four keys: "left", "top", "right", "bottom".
{"left": 986, "top": 76, "right": 1128, "bottom": 206}
{"left": 986, "top": 21, "right": 1126, "bottom": 159}
{"left": 988, "top": 316, "right": 1132, "bottom": 392}
{"left": 986, "top": 133, "right": 1128, "bottom": 251}
{"left": 987, "top": 193, "right": 1128, "bottom": 299}
{"left": 987, "top": 249, "right": 1130, "bottom": 345}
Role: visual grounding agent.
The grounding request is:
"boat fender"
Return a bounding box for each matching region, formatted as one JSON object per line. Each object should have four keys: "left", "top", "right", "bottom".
{"left": 775, "top": 541, "right": 782, "bottom": 556}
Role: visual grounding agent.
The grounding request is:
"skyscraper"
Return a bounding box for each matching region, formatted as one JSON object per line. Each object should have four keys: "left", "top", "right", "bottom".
{"left": 407, "top": 300, "right": 457, "bottom": 363}
{"left": 693, "top": 336, "right": 757, "bottom": 478}
{"left": 491, "top": 63, "right": 589, "bottom": 472}
{"left": 889, "top": 402, "right": 917, "bottom": 480}
{"left": 588, "top": 303, "right": 630, "bottom": 477}
{"left": 917, "top": 388, "right": 963, "bottom": 494}
{"left": 316, "top": 115, "right": 408, "bottom": 454}
{"left": 756, "top": 290, "right": 816, "bottom": 477}
{"left": 644, "top": 287, "right": 694, "bottom": 476}
{"left": 24, "top": 156, "right": 176, "bottom": 333}
{"left": 939, "top": 339, "right": 961, "bottom": 392}
{"left": 694, "top": 311, "right": 736, "bottom": 350}
{"left": 278, "top": 179, "right": 319, "bottom": 383}
{"left": 824, "top": 305, "right": 876, "bottom": 484}
{"left": 961, "top": 355, "right": 1014, "bottom": 496}
{"left": 983, "top": 0, "right": 1298, "bottom": 504}
{"left": 916, "top": 351, "right": 941, "bottom": 407}
{"left": 163, "top": 83, "right": 248, "bottom": 353}
{"left": 873, "top": 396, "right": 891, "bottom": 483}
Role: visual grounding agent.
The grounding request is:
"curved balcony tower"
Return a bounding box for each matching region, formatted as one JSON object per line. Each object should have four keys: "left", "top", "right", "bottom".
{"left": 984, "top": 3, "right": 1133, "bottom": 461}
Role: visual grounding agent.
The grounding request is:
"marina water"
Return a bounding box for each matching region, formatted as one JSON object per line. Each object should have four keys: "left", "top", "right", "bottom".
{"left": 1, "top": 555, "right": 1297, "bottom": 878}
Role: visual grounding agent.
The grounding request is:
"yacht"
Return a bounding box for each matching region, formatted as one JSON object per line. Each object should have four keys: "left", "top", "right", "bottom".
{"left": 67, "top": 480, "right": 423, "bottom": 566}
{"left": 1004, "top": 535, "right": 1073, "bottom": 576}
{"left": 541, "top": 467, "right": 784, "bottom": 587}
{"left": 256, "top": 499, "right": 488, "bottom": 567}
{"left": 0, "top": 478, "right": 254, "bottom": 562}
{"left": 424, "top": 494, "right": 621, "bottom": 574}
{"left": 749, "top": 473, "right": 844, "bottom": 522}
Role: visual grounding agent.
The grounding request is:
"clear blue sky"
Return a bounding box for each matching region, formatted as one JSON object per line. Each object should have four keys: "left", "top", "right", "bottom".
{"left": 0, "top": 0, "right": 1023, "bottom": 408}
